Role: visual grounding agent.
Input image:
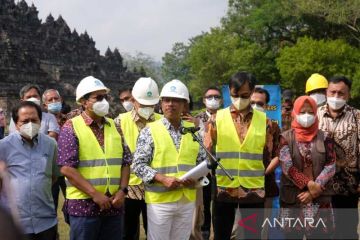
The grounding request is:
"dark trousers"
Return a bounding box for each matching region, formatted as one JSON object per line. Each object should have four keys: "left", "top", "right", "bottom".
{"left": 332, "top": 194, "right": 359, "bottom": 240}
{"left": 69, "top": 215, "right": 123, "bottom": 240}
{"left": 201, "top": 178, "right": 212, "bottom": 235}
{"left": 213, "top": 200, "right": 264, "bottom": 240}
{"left": 51, "top": 176, "right": 66, "bottom": 211}
{"left": 123, "top": 198, "right": 147, "bottom": 240}
{"left": 25, "top": 225, "right": 57, "bottom": 240}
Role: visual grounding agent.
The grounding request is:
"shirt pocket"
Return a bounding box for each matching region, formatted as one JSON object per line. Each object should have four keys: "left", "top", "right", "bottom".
{"left": 37, "top": 154, "right": 52, "bottom": 178}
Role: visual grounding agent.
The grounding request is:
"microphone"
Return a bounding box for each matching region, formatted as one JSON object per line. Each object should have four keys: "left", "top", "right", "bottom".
{"left": 179, "top": 126, "right": 200, "bottom": 135}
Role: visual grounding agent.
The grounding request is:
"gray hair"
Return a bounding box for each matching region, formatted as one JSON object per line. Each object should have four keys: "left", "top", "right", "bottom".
{"left": 19, "top": 84, "right": 41, "bottom": 99}
{"left": 42, "top": 89, "right": 61, "bottom": 103}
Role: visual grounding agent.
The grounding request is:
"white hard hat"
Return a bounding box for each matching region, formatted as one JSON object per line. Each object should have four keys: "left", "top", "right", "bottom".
{"left": 76, "top": 76, "right": 110, "bottom": 103}
{"left": 132, "top": 77, "right": 159, "bottom": 105}
{"left": 160, "top": 79, "right": 189, "bottom": 103}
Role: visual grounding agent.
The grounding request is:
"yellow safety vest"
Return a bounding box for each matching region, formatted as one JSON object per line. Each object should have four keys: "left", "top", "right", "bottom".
{"left": 66, "top": 115, "right": 123, "bottom": 199}
{"left": 145, "top": 120, "right": 200, "bottom": 204}
{"left": 119, "top": 111, "right": 161, "bottom": 186}
{"left": 215, "top": 108, "right": 266, "bottom": 188}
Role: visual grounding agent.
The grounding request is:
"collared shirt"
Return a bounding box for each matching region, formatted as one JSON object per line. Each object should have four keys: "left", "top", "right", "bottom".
{"left": 132, "top": 117, "right": 207, "bottom": 184}
{"left": 114, "top": 109, "right": 157, "bottom": 200}
{"left": 195, "top": 110, "right": 212, "bottom": 124}
{"left": 318, "top": 104, "right": 360, "bottom": 195}
{"left": 57, "top": 112, "right": 132, "bottom": 217}
{"left": 0, "top": 132, "right": 58, "bottom": 234}
{"left": 9, "top": 112, "right": 60, "bottom": 134}
{"left": 204, "top": 105, "right": 277, "bottom": 200}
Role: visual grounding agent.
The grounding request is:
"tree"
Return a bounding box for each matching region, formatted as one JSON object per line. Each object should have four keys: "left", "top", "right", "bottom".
{"left": 185, "top": 28, "right": 279, "bottom": 100}
{"left": 276, "top": 37, "right": 360, "bottom": 95}
{"left": 161, "top": 42, "right": 191, "bottom": 83}
{"left": 293, "top": 0, "right": 360, "bottom": 45}
{"left": 122, "top": 51, "right": 164, "bottom": 85}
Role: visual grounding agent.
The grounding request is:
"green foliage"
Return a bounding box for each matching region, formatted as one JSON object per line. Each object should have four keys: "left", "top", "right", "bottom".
{"left": 276, "top": 37, "right": 360, "bottom": 95}
{"left": 161, "top": 42, "right": 191, "bottom": 83}
{"left": 161, "top": 0, "right": 360, "bottom": 105}
{"left": 123, "top": 52, "right": 164, "bottom": 85}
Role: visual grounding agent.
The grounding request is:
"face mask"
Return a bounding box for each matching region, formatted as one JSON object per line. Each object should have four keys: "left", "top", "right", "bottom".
{"left": 47, "top": 102, "right": 62, "bottom": 114}
{"left": 26, "top": 97, "right": 41, "bottom": 106}
{"left": 92, "top": 99, "right": 109, "bottom": 117}
{"left": 296, "top": 113, "right": 315, "bottom": 128}
{"left": 122, "top": 101, "right": 134, "bottom": 112}
{"left": 19, "top": 122, "right": 40, "bottom": 139}
{"left": 231, "top": 96, "right": 250, "bottom": 111}
{"left": 251, "top": 104, "right": 265, "bottom": 112}
{"left": 205, "top": 98, "right": 220, "bottom": 110}
{"left": 310, "top": 93, "right": 326, "bottom": 106}
{"left": 137, "top": 107, "right": 154, "bottom": 120}
{"left": 327, "top": 97, "right": 346, "bottom": 110}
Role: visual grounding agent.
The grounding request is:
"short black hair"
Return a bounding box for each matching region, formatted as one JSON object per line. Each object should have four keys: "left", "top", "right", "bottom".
{"left": 328, "top": 76, "right": 352, "bottom": 90}
{"left": 118, "top": 88, "right": 133, "bottom": 95}
{"left": 203, "top": 86, "right": 222, "bottom": 97}
{"left": 19, "top": 84, "right": 41, "bottom": 99}
{"left": 254, "top": 87, "right": 270, "bottom": 103}
{"left": 12, "top": 101, "right": 42, "bottom": 124}
{"left": 229, "top": 72, "right": 257, "bottom": 92}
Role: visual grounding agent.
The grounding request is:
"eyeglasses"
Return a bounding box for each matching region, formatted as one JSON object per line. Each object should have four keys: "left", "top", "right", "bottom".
{"left": 250, "top": 101, "right": 265, "bottom": 107}
{"left": 205, "top": 95, "right": 221, "bottom": 100}
{"left": 93, "top": 94, "right": 109, "bottom": 101}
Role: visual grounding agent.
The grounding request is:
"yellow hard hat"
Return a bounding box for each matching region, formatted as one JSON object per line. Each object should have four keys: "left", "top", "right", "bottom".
{"left": 305, "top": 73, "right": 328, "bottom": 94}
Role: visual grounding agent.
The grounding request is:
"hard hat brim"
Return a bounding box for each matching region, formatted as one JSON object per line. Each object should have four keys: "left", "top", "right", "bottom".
{"left": 160, "top": 94, "right": 190, "bottom": 103}
{"left": 136, "top": 97, "right": 160, "bottom": 106}
{"left": 76, "top": 86, "right": 110, "bottom": 103}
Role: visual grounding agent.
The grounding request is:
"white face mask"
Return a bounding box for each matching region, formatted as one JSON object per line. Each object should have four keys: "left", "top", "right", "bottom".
{"left": 327, "top": 97, "right": 346, "bottom": 110}
{"left": 19, "top": 122, "right": 40, "bottom": 139}
{"left": 205, "top": 98, "right": 220, "bottom": 110}
{"left": 92, "top": 99, "right": 109, "bottom": 117}
{"left": 296, "top": 113, "right": 315, "bottom": 128}
{"left": 231, "top": 96, "right": 250, "bottom": 111}
{"left": 251, "top": 104, "right": 265, "bottom": 112}
{"left": 310, "top": 93, "right": 326, "bottom": 106}
{"left": 137, "top": 107, "right": 154, "bottom": 120}
{"left": 26, "top": 97, "right": 41, "bottom": 106}
{"left": 122, "top": 101, "right": 134, "bottom": 112}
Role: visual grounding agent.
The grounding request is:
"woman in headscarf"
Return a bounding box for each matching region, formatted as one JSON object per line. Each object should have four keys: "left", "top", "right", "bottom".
{"left": 279, "top": 96, "right": 336, "bottom": 239}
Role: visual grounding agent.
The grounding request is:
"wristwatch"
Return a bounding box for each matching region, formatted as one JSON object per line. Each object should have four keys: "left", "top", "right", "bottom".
{"left": 120, "top": 186, "right": 129, "bottom": 194}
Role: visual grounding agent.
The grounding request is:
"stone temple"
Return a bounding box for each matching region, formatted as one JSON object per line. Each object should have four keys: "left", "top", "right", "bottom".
{"left": 0, "top": 0, "right": 143, "bottom": 117}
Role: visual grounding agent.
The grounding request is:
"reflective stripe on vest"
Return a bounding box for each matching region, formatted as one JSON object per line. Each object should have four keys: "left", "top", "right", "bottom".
{"left": 119, "top": 112, "right": 162, "bottom": 186}
{"left": 215, "top": 108, "right": 266, "bottom": 188}
{"left": 66, "top": 115, "right": 123, "bottom": 199}
{"left": 145, "top": 119, "right": 199, "bottom": 204}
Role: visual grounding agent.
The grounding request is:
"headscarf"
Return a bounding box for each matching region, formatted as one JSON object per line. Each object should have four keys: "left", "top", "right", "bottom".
{"left": 291, "top": 96, "right": 318, "bottom": 142}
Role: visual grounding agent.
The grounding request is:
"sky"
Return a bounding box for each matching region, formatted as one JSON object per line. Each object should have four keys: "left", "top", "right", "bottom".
{"left": 24, "top": 0, "right": 228, "bottom": 61}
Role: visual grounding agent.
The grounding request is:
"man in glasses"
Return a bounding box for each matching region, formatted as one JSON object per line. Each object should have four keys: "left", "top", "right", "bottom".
{"left": 57, "top": 76, "right": 131, "bottom": 240}
{"left": 192, "top": 87, "right": 222, "bottom": 240}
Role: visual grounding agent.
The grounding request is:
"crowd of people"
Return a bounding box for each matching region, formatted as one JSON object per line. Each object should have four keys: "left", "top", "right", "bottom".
{"left": 0, "top": 71, "right": 359, "bottom": 240}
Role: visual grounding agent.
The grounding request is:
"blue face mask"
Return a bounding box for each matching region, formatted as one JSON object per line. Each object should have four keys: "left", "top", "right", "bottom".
{"left": 48, "top": 102, "right": 62, "bottom": 114}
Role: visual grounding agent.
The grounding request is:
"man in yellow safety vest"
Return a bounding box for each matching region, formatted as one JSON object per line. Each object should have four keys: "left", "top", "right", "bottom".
{"left": 205, "top": 72, "right": 271, "bottom": 240}
{"left": 57, "top": 76, "right": 131, "bottom": 240}
{"left": 114, "top": 77, "right": 161, "bottom": 239}
{"left": 132, "top": 79, "right": 207, "bottom": 240}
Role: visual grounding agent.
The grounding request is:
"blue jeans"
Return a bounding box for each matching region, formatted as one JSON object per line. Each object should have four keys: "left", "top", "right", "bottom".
{"left": 69, "top": 215, "right": 123, "bottom": 240}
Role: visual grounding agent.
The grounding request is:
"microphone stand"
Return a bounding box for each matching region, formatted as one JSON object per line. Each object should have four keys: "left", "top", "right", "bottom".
{"left": 187, "top": 130, "right": 234, "bottom": 200}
